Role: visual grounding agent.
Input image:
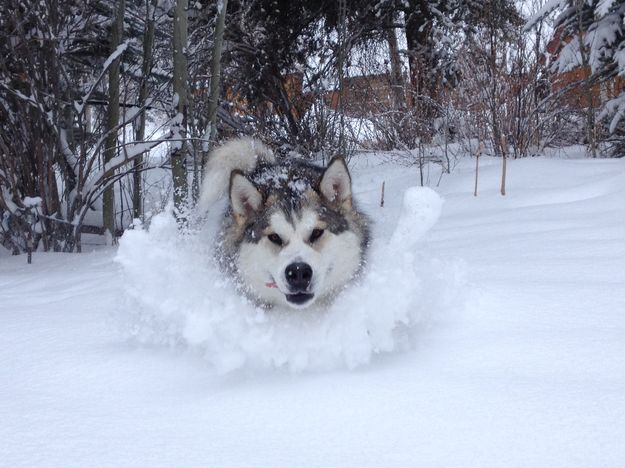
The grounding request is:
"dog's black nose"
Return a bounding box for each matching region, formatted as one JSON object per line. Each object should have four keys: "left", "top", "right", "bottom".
{"left": 285, "top": 262, "right": 313, "bottom": 291}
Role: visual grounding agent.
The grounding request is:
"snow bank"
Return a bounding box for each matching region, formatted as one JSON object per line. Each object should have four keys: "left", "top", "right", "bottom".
{"left": 115, "top": 187, "right": 466, "bottom": 373}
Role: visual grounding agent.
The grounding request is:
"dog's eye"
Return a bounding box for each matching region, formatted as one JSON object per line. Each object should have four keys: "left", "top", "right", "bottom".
{"left": 309, "top": 228, "right": 324, "bottom": 243}
{"left": 267, "top": 233, "right": 283, "bottom": 246}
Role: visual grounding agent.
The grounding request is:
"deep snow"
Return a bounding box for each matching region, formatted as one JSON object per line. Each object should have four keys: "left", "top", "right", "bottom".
{"left": 1, "top": 154, "right": 625, "bottom": 467}
{"left": 115, "top": 184, "right": 458, "bottom": 373}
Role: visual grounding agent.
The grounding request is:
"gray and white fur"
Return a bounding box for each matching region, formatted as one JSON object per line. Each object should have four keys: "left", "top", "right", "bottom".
{"left": 199, "top": 137, "right": 369, "bottom": 309}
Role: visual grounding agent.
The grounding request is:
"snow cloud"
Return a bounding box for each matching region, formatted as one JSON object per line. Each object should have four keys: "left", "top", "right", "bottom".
{"left": 115, "top": 187, "right": 466, "bottom": 373}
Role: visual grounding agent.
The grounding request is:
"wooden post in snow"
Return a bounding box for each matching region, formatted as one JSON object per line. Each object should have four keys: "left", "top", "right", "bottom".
{"left": 474, "top": 141, "right": 484, "bottom": 197}
{"left": 500, "top": 136, "right": 507, "bottom": 196}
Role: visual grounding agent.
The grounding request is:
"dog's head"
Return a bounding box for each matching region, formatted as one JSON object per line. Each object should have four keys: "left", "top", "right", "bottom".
{"left": 228, "top": 157, "right": 366, "bottom": 309}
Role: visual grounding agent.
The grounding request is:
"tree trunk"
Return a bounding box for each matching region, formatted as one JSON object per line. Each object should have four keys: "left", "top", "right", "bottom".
{"left": 575, "top": 0, "right": 597, "bottom": 158}
{"left": 404, "top": 7, "right": 435, "bottom": 141}
{"left": 404, "top": 10, "right": 429, "bottom": 105}
{"left": 337, "top": 0, "right": 347, "bottom": 156}
{"left": 489, "top": 28, "right": 502, "bottom": 157}
{"left": 201, "top": 0, "right": 229, "bottom": 173}
{"left": 103, "top": 0, "right": 126, "bottom": 241}
{"left": 133, "top": 0, "right": 157, "bottom": 220}
{"left": 172, "top": 0, "right": 189, "bottom": 222}
{"left": 386, "top": 20, "right": 406, "bottom": 111}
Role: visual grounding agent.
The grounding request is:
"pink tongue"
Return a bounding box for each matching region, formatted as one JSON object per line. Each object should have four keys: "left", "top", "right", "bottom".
{"left": 265, "top": 282, "right": 278, "bottom": 288}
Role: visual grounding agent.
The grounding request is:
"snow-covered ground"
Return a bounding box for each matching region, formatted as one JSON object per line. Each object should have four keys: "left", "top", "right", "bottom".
{"left": 1, "top": 154, "right": 624, "bottom": 467}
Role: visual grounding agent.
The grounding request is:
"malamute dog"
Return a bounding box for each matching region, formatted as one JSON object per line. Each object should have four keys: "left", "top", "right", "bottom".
{"left": 198, "top": 137, "right": 369, "bottom": 309}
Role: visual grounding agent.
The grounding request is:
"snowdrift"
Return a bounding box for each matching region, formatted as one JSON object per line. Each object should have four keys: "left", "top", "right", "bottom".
{"left": 116, "top": 187, "right": 466, "bottom": 373}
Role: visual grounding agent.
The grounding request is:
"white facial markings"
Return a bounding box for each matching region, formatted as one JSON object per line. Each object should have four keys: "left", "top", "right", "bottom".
{"left": 266, "top": 211, "right": 294, "bottom": 245}
{"left": 320, "top": 230, "right": 361, "bottom": 292}
{"left": 279, "top": 209, "right": 319, "bottom": 257}
{"left": 237, "top": 242, "right": 286, "bottom": 304}
{"left": 296, "top": 209, "right": 321, "bottom": 236}
{"left": 237, "top": 207, "right": 362, "bottom": 308}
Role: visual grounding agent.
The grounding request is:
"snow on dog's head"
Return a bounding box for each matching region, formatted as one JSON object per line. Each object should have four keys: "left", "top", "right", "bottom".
{"left": 115, "top": 187, "right": 466, "bottom": 373}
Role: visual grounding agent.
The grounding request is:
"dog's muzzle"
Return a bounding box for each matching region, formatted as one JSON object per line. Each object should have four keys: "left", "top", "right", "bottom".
{"left": 284, "top": 262, "right": 314, "bottom": 305}
{"left": 285, "top": 292, "right": 314, "bottom": 305}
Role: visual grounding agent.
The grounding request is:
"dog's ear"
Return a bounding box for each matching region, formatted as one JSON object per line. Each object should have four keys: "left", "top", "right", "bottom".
{"left": 319, "top": 156, "right": 352, "bottom": 210}
{"left": 229, "top": 170, "right": 262, "bottom": 225}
